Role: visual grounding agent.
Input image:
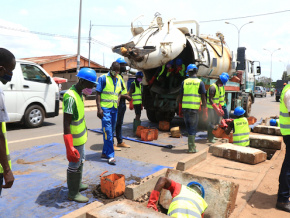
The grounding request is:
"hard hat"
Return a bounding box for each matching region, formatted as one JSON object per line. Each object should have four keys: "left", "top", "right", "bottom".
{"left": 168, "top": 60, "right": 174, "bottom": 65}
{"left": 219, "top": 74, "right": 229, "bottom": 85}
{"left": 116, "top": 57, "right": 127, "bottom": 64}
{"left": 186, "top": 64, "right": 198, "bottom": 73}
{"left": 187, "top": 181, "right": 205, "bottom": 198}
{"left": 76, "top": 68, "right": 98, "bottom": 84}
{"left": 176, "top": 58, "right": 183, "bottom": 66}
{"left": 284, "top": 83, "right": 287, "bottom": 86}
{"left": 221, "top": 72, "right": 229, "bottom": 79}
{"left": 270, "top": 119, "right": 277, "bottom": 126}
{"left": 234, "top": 106, "right": 246, "bottom": 116}
{"left": 136, "top": 71, "right": 143, "bottom": 77}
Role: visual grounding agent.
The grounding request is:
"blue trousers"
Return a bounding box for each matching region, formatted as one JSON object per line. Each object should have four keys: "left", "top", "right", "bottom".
{"left": 115, "top": 101, "right": 126, "bottom": 144}
{"left": 278, "top": 135, "right": 290, "bottom": 202}
{"left": 222, "top": 106, "right": 229, "bottom": 119}
{"left": 183, "top": 109, "right": 199, "bottom": 136}
{"left": 0, "top": 173, "right": 3, "bottom": 196}
{"left": 102, "top": 109, "right": 118, "bottom": 158}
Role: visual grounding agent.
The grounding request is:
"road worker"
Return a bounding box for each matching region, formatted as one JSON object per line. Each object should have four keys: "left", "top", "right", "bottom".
{"left": 147, "top": 177, "right": 208, "bottom": 217}
{"left": 219, "top": 72, "right": 230, "bottom": 119}
{"left": 0, "top": 48, "right": 16, "bottom": 196}
{"left": 207, "top": 74, "right": 228, "bottom": 143}
{"left": 96, "top": 62, "right": 124, "bottom": 165}
{"left": 270, "top": 118, "right": 280, "bottom": 127}
{"left": 179, "top": 64, "right": 206, "bottom": 153}
{"left": 224, "top": 106, "right": 250, "bottom": 147}
{"left": 129, "top": 71, "right": 143, "bottom": 132}
{"left": 148, "top": 61, "right": 173, "bottom": 87}
{"left": 63, "top": 68, "right": 98, "bottom": 203}
{"left": 114, "top": 58, "right": 132, "bottom": 150}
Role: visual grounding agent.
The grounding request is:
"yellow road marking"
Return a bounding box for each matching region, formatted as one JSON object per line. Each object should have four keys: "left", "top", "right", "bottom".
{"left": 9, "top": 133, "right": 63, "bottom": 144}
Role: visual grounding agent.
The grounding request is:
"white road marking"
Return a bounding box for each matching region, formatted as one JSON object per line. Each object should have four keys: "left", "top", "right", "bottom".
{"left": 9, "top": 133, "right": 63, "bottom": 144}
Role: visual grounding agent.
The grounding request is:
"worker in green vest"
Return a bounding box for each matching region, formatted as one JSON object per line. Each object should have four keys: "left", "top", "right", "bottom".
{"left": 219, "top": 72, "right": 230, "bottom": 119}
{"left": 224, "top": 106, "right": 250, "bottom": 147}
{"left": 180, "top": 64, "right": 206, "bottom": 153}
{"left": 147, "top": 177, "right": 208, "bottom": 217}
{"left": 63, "top": 68, "right": 98, "bottom": 203}
{"left": 276, "top": 84, "right": 290, "bottom": 212}
{"left": 129, "top": 71, "right": 143, "bottom": 132}
{"left": 207, "top": 74, "right": 228, "bottom": 143}
{"left": 0, "top": 48, "right": 16, "bottom": 196}
{"left": 148, "top": 61, "right": 173, "bottom": 87}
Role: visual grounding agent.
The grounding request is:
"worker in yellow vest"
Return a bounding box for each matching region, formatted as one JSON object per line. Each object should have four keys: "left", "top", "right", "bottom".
{"left": 0, "top": 48, "right": 16, "bottom": 196}
{"left": 219, "top": 72, "right": 230, "bottom": 119}
{"left": 63, "top": 68, "right": 98, "bottom": 203}
{"left": 276, "top": 83, "right": 290, "bottom": 212}
{"left": 96, "top": 62, "right": 124, "bottom": 165}
{"left": 224, "top": 106, "right": 250, "bottom": 147}
{"left": 147, "top": 177, "right": 208, "bottom": 217}
{"left": 129, "top": 71, "right": 143, "bottom": 132}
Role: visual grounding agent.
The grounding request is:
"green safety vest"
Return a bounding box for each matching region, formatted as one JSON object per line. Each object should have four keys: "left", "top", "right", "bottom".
{"left": 118, "top": 74, "right": 127, "bottom": 95}
{"left": 277, "top": 119, "right": 280, "bottom": 127}
{"left": 132, "top": 81, "right": 142, "bottom": 105}
{"left": 63, "top": 89, "right": 87, "bottom": 146}
{"left": 100, "top": 74, "right": 122, "bottom": 109}
{"left": 166, "top": 67, "right": 174, "bottom": 77}
{"left": 0, "top": 122, "right": 11, "bottom": 174}
{"left": 219, "top": 86, "right": 226, "bottom": 106}
{"left": 178, "top": 64, "right": 186, "bottom": 77}
{"left": 279, "top": 84, "right": 290, "bottom": 135}
{"left": 233, "top": 117, "right": 250, "bottom": 146}
{"left": 182, "top": 78, "right": 201, "bottom": 110}
{"left": 207, "top": 83, "right": 219, "bottom": 109}
{"left": 157, "top": 65, "right": 166, "bottom": 80}
{"left": 168, "top": 185, "right": 208, "bottom": 218}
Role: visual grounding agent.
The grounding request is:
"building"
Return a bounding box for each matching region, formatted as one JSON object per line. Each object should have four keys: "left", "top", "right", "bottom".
{"left": 21, "top": 54, "right": 109, "bottom": 90}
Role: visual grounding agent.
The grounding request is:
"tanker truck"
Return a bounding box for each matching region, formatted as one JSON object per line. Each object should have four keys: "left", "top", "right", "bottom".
{"left": 112, "top": 14, "right": 261, "bottom": 122}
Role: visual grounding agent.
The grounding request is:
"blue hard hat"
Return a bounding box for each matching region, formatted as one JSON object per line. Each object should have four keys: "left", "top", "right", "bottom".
{"left": 116, "top": 57, "right": 127, "bottom": 64}
{"left": 136, "top": 71, "right": 143, "bottom": 77}
{"left": 234, "top": 106, "right": 246, "bottom": 116}
{"left": 176, "top": 58, "right": 183, "bottom": 66}
{"left": 187, "top": 181, "right": 205, "bottom": 198}
{"left": 219, "top": 74, "right": 229, "bottom": 85}
{"left": 221, "top": 72, "right": 229, "bottom": 79}
{"left": 186, "top": 64, "right": 198, "bottom": 73}
{"left": 270, "top": 119, "right": 277, "bottom": 126}
{"left": 168, "top": 60, "right": 174, "bottom": 65}
{"left": 76, "top": 68, "right": 98, "bottom": 84}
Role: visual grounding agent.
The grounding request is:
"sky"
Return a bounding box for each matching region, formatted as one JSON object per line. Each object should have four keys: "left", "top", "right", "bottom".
{"left": 1, "top": 0, "right": 290, "bottom": 82}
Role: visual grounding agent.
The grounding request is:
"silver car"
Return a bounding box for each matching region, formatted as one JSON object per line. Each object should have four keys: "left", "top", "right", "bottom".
{"left": 254, "top": 86, "right": 267, "bottom": 97}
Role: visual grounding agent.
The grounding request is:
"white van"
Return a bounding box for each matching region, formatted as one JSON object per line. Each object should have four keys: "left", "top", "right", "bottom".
{"left": 1, "top": 59, "right": 60, "bottom": 128}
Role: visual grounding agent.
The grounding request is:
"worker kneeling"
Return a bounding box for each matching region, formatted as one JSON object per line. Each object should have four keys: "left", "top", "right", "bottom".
{"left": 224, "top": 106, "right": 250, "bottom": 147}
{"left": 147, "top": 177, "right": 208, "bottom": 217}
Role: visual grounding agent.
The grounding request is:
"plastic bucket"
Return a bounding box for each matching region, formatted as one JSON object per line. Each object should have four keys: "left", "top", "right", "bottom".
{"left": 100, "top": 171, "right": 125, "bottom": 199}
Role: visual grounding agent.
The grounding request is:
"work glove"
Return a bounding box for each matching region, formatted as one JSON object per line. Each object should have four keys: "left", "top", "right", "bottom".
{"left": 178, "top": 103, "right": 183, "bottom": 118}
{"left": 63, "top": 134, "right": 80, "bottom": 163}
{"left": 129, "top": 99, "right": 134, "bottom": 110}
{"left": 202, "top": 107, "right": 208, "bottom": 121}
{"left": 212, "top": 103, "right": 224, "bottom": 117}
{"left": 225, "top": 119, "right": 234, "bottom": 123}
{"left": 220, "top": 119, "right": 228, "bottom": 128}
{"left": 147, "top": 190, "right": 160, "bottom": 211}
{"left": 148, "top": 76, "right": 156, "bottom": 86}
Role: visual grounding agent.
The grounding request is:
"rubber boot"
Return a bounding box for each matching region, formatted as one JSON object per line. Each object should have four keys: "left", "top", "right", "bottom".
{"left": 207, "top": 125, "right": 216, "bottom": 143}
{"left": 133, "top": 119, "right": 141, "bottom": 133}
{"left": 78, "top": 163, "right": 88, "bottom": 192}
{"left": 67, "top": 170, "right": 89, "bottom": 203}
{"left": 188, "top": 135, "right": 198, "bottom": 153}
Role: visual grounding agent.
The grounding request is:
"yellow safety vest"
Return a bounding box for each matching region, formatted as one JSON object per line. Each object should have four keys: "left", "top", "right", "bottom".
{"left": 277, "top": 119, "right": 280, "bottom": 127}
{"left": 118, "top": 74, "right": 127, "bottom": 95}
{"left": 233, "top": 117, "right": 250, "bottom": 147}
{"left": 182, "top": 78, "right": 201, "bottom": 110}
{"left": 132, "top": 81, "right": 142, "bottom": 105}
{"left": 166, "top": 67, "right": 174, "bottom": 77}
{"left": 207, "top": 83, "right": 219, "bottom": 109}
{"left": 0, "top": 122, "right": 11, "bottom": 173}
{"left": 178, "top": 64, "right": 186, "bottom": 77}
{"left": 219, "top": 86, "right": 226, "bottom": 106}
{"left": 157, "top": 65, "right": 166, "bottom": 80}
{"left": 168, "top": 185, "right": 208, "bottom": 218}
{"left": 63, "top": 89, "right": 87, "bottom": 146}
{"left": 100, "top": 74, "right": 122, "bottom": 109}
{"left": 279, "top": 84, "right": 290, "bottom": 135}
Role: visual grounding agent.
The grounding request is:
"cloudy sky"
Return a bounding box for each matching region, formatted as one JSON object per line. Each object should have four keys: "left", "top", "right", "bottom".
{"left": 1, "top": 0, "right": 289, "bottom": 81}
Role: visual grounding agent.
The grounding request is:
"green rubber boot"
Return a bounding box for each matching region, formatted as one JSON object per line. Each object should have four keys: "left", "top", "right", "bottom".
{"left": 207, "top": 125, "right": 216, "bottom": 143}
{"left": 188, "top": 135, "right": 198, "bottom": 153}
{"left": 78, "top": 163, "right": 88, "bottom": 192}
{"left": 67, "top": 170, "right": 89, "bottom": 203}
{"left": 133, "top": 119, "right": 141, "bottom": 133}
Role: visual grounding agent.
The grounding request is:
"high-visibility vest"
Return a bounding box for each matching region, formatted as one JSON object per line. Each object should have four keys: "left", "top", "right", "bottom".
{"left": 166, "top": 67, "right": 174, "bottom": 77}
{"left": 132, "top": 81, "right": 142, "bottom": 105}
{"left": 178, "top": 64, "right": 186, "bottom": 77}
{"left": 100, "top": 74, "right": 122, "bottom": 109}
{"left": 233, "top": 117, "right": 250, "bottom": 146}
{"left": 118, "top": 74, "right": 127, "bottom": 95}
{"left": 0, "top": 122, "right": 11, "bottom": 173}
{"left": 207, "top": 83, "right": 219, "bottom": 109}
{"left": 277, "top": 119, "right": 280, "bottom": 127}
{"left": 182, "top": 78, "right": 201, "bottom": 110}
{"left": 168, "top": 185, "right": 208, "bottom": 218}
{"left": 63, "top": 89, "right": 87, "bottom": 146}
{"left": 219, "top": 86, "right": 226, "bottom": 106}
{"left": 157, "top": 65, "right": 166, "bottom": 80}
{"left": 279, "top": 84, "right": 290, "bottom": 135}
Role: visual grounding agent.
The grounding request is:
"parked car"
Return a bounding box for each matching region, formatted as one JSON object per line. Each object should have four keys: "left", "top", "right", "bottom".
{"left": 275, "top": 80, "right": 288, "bottom": 102}
{"left": 254, "top": 86, "right": 266, "bottom": 97}
{"left": 60, "top": 88, "right": 96, "bottom": 101}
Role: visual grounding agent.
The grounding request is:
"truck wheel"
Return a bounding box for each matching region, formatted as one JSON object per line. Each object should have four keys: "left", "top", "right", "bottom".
{"left": 24, "top": 105, "right": 45, "bottom": 128}
{"left": 244, "top": 96, "right": 252, "bottom": 117}
{"left": 276, "top": 96, "right": 280, "bottom": 102}
{"left": 146, "top": 109, "right": 157, "bottom": 123}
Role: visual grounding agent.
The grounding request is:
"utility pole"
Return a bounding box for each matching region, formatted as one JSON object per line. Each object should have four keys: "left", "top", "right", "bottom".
{"left": 88, "top": 20, "right": 91, "bottom": 67}
{"left": 76, "top": 0, "right": 82, "bottom": 73}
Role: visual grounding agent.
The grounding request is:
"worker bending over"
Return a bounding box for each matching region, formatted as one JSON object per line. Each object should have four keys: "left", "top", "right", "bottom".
{"left": 180, "top": 64, "right": 206, "bottom": 153}
{"left": 147, "top": 177, "right": 208, "bottom": 217}
{"left": 63, "top": 68, "right": 98, "bottom": 203}
{"left": 219, "top": 72, "right": 230, "bottom": 119}
{"left": 129, "top": 71, "right": 143, "bottom": 132}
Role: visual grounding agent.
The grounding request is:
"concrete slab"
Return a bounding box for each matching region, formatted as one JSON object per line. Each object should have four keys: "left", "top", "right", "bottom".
{"left": 209, "top": 143, "right": 267, "bottom": 165}
{"left": 87, "top": 199, "right": 168, "bottom": 218}
{"left": 250, "top": 134, "right": 282, "bottom": 150}
{"left": 61, "top": 201, "right": 103, "bottom": 218}
{"left": 253, "top": 125, "right": 282, "bottom": 136}
{"left": 176, "top": 149, "right": 207, "bottom": 171}
{"left": 159, "top": 169, "right": 239, "bottom": 218}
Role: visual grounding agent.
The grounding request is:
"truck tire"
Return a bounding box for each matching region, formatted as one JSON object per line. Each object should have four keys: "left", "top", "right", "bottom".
{"left": 24, "top": 105, "right": 45, "bottom": 128}
{"left": 146, "top": 109, "right": 157, "bottom": 123}
{"left": 244, "top": 96, "right": 252, "bottom": 117}
{"left": 276, "top": 96, "right": 280, "bottom": 102}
